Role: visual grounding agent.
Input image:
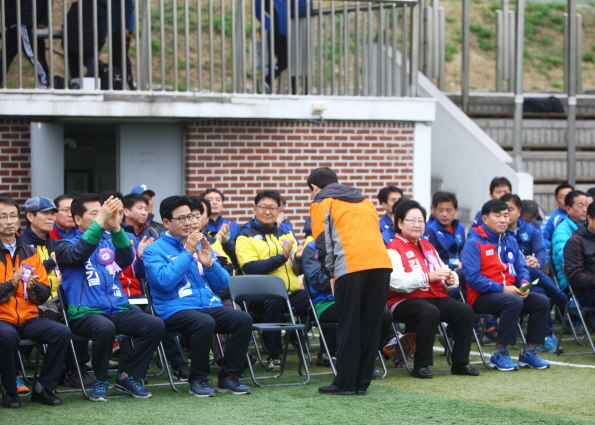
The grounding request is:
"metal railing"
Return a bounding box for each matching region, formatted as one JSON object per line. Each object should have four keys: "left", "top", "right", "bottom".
{"left": 0, "top": 0, "right": 420, "bottom": 96}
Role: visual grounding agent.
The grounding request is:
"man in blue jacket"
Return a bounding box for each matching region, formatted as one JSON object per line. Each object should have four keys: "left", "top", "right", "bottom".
{"left": 143, "top": 196, "right": 252, "bottom": 398}
{"left": 56, "top": 193, "right": 165, "bottom": 402}
{"left": 541, "top": 183, "right": 574, "bottom": 250}
{"left": 424, "top": 192, "right": 465, "bottom": 271}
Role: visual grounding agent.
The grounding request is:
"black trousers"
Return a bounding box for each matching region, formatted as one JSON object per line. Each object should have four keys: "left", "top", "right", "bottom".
{"left": 164, "top": 306, "right": 253, "bottom": 381}
{"left": 0, "top": 25, "right": 49, "bottom": 86}
{"left": 0, "top": 317, "right": 71, "bottom": 393}
{"left": 472, "top": 291, "right": 549, "bottom": 346}
{"left": 391, "top": 297, "right": 474, "bottom": 368}
{"left": 69, "top": 309, "right": 164, "bottom": 381}
{"left": 332, "top": 268, "right": 391, "bottom": 392}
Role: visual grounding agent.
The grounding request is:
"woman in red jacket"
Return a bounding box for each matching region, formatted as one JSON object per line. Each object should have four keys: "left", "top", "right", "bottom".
{"left": 386, "top": 199, "right": 478, "bottom": 379}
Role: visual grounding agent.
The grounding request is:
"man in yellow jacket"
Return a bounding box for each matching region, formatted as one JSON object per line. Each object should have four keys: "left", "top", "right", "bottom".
{"left": 236, "top": 190, "right": 308, "bottom": 373}
{"left": 308, "top": 168, "right": 392, "bottom": 396}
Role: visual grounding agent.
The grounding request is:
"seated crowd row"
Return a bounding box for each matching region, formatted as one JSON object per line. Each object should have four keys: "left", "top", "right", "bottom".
{"left": 2, "top": 176, "right": 594, "bottom": 407}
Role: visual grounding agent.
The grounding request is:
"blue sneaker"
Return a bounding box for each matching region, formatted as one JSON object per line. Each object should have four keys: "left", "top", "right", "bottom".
{"left": 189, "top": 377, "right": 215, "bottom": 397}
{"left": 114, "top": 375, "right": 152, "bottom": 399}
{"left": 519, "top": 348, "right": 550, "bottom": 369}
{"left": 217, "top": 376, "right": 251, "bottom": 395}
{"left": 90, "top": 379, "right": 109, "bottom": 402}
{"left": 489, "top": 349, "right": 519, "bottom": 371}
{"left": 540, "top": 335, "right": 560, "bottom": 353}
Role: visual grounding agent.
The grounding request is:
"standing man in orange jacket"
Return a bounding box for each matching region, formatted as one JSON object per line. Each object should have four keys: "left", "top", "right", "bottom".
{"left": 308, "top": 168, "right": 392, "bottom": 396}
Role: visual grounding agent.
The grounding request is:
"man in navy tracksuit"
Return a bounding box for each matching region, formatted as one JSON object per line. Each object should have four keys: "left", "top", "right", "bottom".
{"left": 56, "top": 193, "right": 164, "bottom": 402}
{"left": 501, "top": 193, "right": 568, "bottom": 353}
{"left": 462, "top": 199, "right": 550, "bottom": 372}
{"left": 143, "top": 196, "right": 252, "bottom": 398}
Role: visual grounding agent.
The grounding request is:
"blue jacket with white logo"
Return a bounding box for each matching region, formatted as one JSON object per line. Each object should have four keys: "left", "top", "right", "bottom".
{"left": 507, "top": 218, "right": 547, "bottom": 266}
{"left": 143, "top": 232, "right": 228, "bottom": 321}
{"left": 424, "top": 219, "right": 466, "bottom": 270}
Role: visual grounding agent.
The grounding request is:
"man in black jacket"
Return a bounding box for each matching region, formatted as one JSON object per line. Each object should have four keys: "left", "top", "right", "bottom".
{"left": 563, "top": 201, "right": 595, "bottom": 308}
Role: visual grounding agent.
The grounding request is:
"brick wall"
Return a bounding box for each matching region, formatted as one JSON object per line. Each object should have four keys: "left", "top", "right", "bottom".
{"left": 0, "top": 117, "right": 32, "bottom": 213}
{"left": 185, "top": 119, "right": 416, "bottom": 234}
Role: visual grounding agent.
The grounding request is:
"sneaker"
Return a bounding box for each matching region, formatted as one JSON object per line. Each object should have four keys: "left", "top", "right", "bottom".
{"left": 518, "top": 348, "right": 550, "bottom": 369}
{"left": 389, "top": 333, "right": 416, "bottom": 368}
{"left": 16, "top": 377, "right": 29, "bottom": 394}
{"left": 114, "top": 375, "right": 152, "bottom": 399}
{"left": 489, "top": 349, "right": 519, "bottom": 371}
{"left": 540, "top": 335, "right": 560, "bottom": 354}
{"left": 90, "top": 379, "right": 109, "bottom": 402}
{"left": 189, "top": 377, "right": 215, "bottom": 398}
{"left": 217, "top": 376, "right": 251, "bottom": 395}
{"left": 174, "top": 363, "right": 190, "bottom": 382}
{"left": 267, "top": 356, "right": 282, "bottom": 372}
{"left": 64, "top": 369, "right": 94, "bottom": 388}
{"left": 484, "top": 327, "right": 498, "bottom": 342}
{"left": 316, "top": 353, "right": 337, "bottom": 367}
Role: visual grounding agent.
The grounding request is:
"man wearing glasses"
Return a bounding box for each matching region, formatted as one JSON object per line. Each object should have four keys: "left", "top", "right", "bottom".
{"left": 143, "top": 196, "right": 253, "bottom": 397}
{"left": 50, "top": 194, "right": 76, "bottom": 241}
{"left": 236, "top": 190, "right": 308, "bottom": 373}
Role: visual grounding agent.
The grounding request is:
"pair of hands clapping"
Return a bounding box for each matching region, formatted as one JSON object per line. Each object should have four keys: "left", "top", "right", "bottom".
{"left": 185, "top": 231, "right": 213, "bottom": 267}
{"left": 12, "top": 268, "right": 38, "bottom": 291}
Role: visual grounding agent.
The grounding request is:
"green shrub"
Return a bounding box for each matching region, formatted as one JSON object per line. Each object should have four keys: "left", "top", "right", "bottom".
{"left": 445, "top": 43, "right": 459, "bottom": 61}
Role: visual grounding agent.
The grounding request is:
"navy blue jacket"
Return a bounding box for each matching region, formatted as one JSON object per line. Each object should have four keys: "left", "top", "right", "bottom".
{"left": 424, "top": 219, "right": 466, "bottom": 270}
{"left": 507, "top": 218, "right": 547, "bottom": 266}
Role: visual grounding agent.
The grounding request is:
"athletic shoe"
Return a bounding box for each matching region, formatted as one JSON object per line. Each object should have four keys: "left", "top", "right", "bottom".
{"left": 489, "top": 349, "right": 519, "bottom": 371}
{"left": 389, "top": 333, "right": 416, "bottom": 368}
{"left": 518, "top": 348, "right": 550, "bottom": 369}
{"left": 216, "top": 376, "right": 251, "bottom": 395}
{"left": 114, "top": 375, "right": 152, "bottom": 399}
{"left": 267, "top": 356, "right": 282, "bottom": 372}
{"left": 174, "top": 363, "right": 190, "bottom": 382}
{"left": 189, "top": 378, "right": 216, "bottom": 397}
{"left": 16, "top": 377, "right": 29, "bottom": 394}
{"left": 540, "top": 335, "right": 560, "bottom": 354}
{"left": 64, "top": 369, "right": 94, "bottom": 388}
{"left": 316, "top": 353, "right": 337, "bottom": 367}
{"left": 90, "top": 379, "right": 109, "bottom": 402}
{"left": 484, "top": 327, "right": 498, "bottom": 342}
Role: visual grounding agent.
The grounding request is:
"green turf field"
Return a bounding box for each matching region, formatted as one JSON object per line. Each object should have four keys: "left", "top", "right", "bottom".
{"left": 6, "top": 334, "right": 595, "bottom": 425}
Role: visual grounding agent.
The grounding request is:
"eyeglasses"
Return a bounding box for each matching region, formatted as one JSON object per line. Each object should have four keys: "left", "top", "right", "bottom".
{"left": 57, "top": 208, "right": 71, "bottom": 213}
{"left": 0, "top": 213, "right": 19, "bottom": 221}
{"left": 403, "top": 218, "right": 425, "bottom": 225}
{"left": 256, "top": 205, "right": 279, "bottom": 213}
{"left": 171, "top": 214, "right": 195, "bottom": 223}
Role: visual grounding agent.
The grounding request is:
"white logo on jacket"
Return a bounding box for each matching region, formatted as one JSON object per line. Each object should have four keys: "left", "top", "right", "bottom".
{"left": 486, "top": 250, "right": 494, "bottom": 256}
{"left": 406, "top": 251, "right": 415, "bottom": 259}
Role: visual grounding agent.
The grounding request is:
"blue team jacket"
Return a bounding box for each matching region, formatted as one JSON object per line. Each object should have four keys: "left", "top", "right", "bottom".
{"left": 507, "top": 218, "right": 547, "bottom": 266}
{"left": 424, "top": 219, "right": 466, "bottom": 270}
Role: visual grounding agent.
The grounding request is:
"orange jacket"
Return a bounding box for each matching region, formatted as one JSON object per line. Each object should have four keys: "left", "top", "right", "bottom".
{"left": 310, "top": 183, "right": 392, "bottom": 279}
{"left": 0, "top": 237, "right": 51, "bottom": 325}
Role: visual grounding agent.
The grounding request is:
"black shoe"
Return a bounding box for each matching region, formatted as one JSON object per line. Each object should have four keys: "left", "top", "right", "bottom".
{"left": 2, "top": 392, "right": 21, "bottom": 409}
{"left": 355, "top": 390, "right": 367, "bottom": 395}
{"left": 411, "top": 367, "right": 433, "bottom": 379}
{"left": 371, "top": 368, "right": 381, "bottom": 380}
{"left": 318, "top": 385, "right": 355, "bottom": 395}
{"left": 64, "top": 369, "right": 94, "bottom": 388}
{"left": 174, "top": 363, "right": 190, "bottom": 382}
{"left": 32, "top": 387, "right": 63, "bottom": 406}
{"left": 451, "top": 364, "right": 480, "bottom": 376}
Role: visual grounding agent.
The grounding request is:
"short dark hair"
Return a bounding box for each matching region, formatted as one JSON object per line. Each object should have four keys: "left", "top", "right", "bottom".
{"left": 431, "top": 191, "right": 458, "bottom": 209}
{"left": 123, "top": 193, "right": 148, "bottom": 210}
{"left": 54, "top": 194, "right": 74, "bottom": 208}
{"left": 482, "top": 199, "right": 509, "bottom": 216}
{"left": 71, "top": 193, "right": 102, "bottom": 220}
{"left": 159, "top": 196, "right": 192, "bottom": 221}
{"left": 99, "top": 190, "right": 124, "bottom": 204}
{"left": 520, "top": 200, "right": 540, "bottom": 221}
{"left": 555, "top": 182, "right": 574, "bottom": 197}
{"left": 500, "top": 193, "right": 522, "bottom": 209}
{"left": 186, "top": 195, "right": 205, "bottom": 215}
{"left": 378, "top": 186, "right": 404, "bottom": 204}
{"left": 587, "top": 201, "right": 595, "bottom": 219}
{"left": 489, "top": 177, "right": 512, "bottom": 194}
{"left": 307, "top": 167, "right": 338, "bottom": 191}
{"left": 565, "top": 190, "right": 587, "bottom": 208}
{"left": 254, "top": 190, "right": 282, "bottom": 207}
{"left": 586, "top": 187, "right": 595, "bottom": 198}
{"left": 0, "top": 195, "right": 20, "bottom": 213}
{"left": 202, "top": 188, "right": 225, "bottom": 202}
{"left": 393, "top": 199, "right": 426, "bottom": 233}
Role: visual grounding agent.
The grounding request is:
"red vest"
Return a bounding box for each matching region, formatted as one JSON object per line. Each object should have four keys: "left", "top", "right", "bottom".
{"left": 386, "top": 234, "right": 448, "bottom": 311}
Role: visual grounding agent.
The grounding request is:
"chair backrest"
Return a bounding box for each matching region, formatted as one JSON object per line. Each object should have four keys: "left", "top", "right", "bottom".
{"left": 57, "top": 284, "right": 71, "bottom": 326}
{"left": 229, "top": 275, "right": 289, "bottom": 304}
{"left": 455, "top": 269, "right": 469, "bottom": 303}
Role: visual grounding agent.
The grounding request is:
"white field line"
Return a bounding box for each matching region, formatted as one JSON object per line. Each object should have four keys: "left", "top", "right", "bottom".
{"left": 432, "top": 345, "right": 595, "bottom": 369}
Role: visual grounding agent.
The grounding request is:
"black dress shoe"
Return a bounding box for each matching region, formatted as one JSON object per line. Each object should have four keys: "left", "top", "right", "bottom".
{"left": 318, "top": 385, "right": 355, "bottom": 395}
{"left": 355, "top": 390, "right": 367, "bottom": 395}
{"left": 32, "top": 388, "right": 63, "bottom": 406}
{"left": 451, "top": 364, "right": 480, "bottom": 376}
{"left": 412, "top": 367, "right": 433, "bottom": 379}
{"left": 2, "top": 392, "right": 21, "bottom": 409}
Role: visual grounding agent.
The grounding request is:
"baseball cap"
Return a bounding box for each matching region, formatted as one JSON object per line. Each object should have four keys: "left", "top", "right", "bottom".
{"left": 23, "top": 196, "right": 58, "bottom": 212}
{"left": 130, "top": 184, "right": 156, "bottom": 197}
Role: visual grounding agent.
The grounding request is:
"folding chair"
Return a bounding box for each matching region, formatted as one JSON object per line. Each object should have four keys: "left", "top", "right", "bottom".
{"left": 555, "top": 265, "right": 595, "bottom": 356}
{"left": 229, "top": 275, "right": 310, "bottom": 387}
{"left": 15, "top": 340, "right": 42, "bottom": 397}
{"left": 457, "top": 271, "right": 526, "bottom": 369}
